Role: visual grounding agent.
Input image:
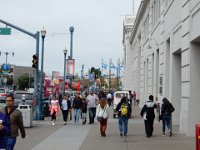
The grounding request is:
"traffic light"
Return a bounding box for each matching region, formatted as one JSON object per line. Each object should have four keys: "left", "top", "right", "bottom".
{"left": 94, "top": 69, "right": 101, "bottom": 79}
{"left": 32, "top": 54, "right": 38, "bottom": 68}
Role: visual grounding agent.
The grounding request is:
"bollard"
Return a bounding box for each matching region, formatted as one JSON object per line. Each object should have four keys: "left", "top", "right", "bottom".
{"left": 196, "top": 124, "right": 200, "bottom": 150}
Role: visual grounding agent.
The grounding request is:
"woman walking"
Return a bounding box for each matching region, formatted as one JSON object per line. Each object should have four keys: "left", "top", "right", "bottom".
{"left": 81, "top": 96, "right": 87, "bottom": 125}
{"left": 49, "top": 95, "right": 59, "bottom": 125}
{"left": 161, "top": 97, "right": 175, "bottom": 136}
{"left": 61, "top": 94, "right": 71, "bottom": 125}
{"left": 96, "top": 98, "right": 109, "bottom": 137}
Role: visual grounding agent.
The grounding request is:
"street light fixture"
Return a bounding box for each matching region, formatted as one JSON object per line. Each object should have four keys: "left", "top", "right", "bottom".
{"left": 38, "top": 27, "right": 46, "bottom": 120}
{"left": 63, "top": 47, "right": 68, "bottom": 96}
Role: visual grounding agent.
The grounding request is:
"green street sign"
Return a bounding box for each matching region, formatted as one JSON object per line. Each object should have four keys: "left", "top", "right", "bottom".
{"left": 0, "top": 28, "right": 11, "bottom": 35}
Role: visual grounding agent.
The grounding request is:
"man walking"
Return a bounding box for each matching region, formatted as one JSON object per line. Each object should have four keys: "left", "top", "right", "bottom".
{"left": 0, "top": 94, "right": 26, "bottom": 149}
{"left": 106, "top": 92, "right": 112, "bottom": 107}
{"left": 115, "top": 97, "right": 131, "bottom": 136}
{"left": 140, "top": 95, "right": 157, "bottom": 137}
{"left": 86, "top": 91, "right": 99, "bottom": 124}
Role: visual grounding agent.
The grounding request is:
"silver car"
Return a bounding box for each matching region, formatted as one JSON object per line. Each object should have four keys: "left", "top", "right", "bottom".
{"left": 14, "top": 91, "right": 34, "bottom": 107}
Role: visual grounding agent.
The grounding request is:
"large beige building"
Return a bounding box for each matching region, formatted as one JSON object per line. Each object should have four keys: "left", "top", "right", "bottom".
{"left": 123, "top": 0, "right": 200, "bottom": 136}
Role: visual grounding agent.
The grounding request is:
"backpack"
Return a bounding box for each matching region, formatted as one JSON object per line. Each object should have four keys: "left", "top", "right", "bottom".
{"left": 121, "top": 103, "right": 129, "bottom": 117}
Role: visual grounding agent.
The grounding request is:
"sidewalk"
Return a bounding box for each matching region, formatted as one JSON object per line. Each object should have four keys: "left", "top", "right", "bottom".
{"left": 15, "top": 105, "right": 195, "bottom": 150}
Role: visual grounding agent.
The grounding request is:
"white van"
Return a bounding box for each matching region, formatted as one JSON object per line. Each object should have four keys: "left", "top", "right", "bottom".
{"left": 113, "top": 91, "right": 130, "bottom": 118}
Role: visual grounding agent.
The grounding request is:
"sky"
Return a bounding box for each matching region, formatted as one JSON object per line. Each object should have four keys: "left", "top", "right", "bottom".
{"left": 0, "top": 0, "right": 141, "bottom": 76}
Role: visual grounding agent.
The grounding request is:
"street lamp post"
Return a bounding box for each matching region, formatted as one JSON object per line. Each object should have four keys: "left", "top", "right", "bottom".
{"left": 69, "top": 26, "right": 74, "bottom": 93}
{"left": 38, "top": 28, "right": 46, "bottom": 120}
{"left": 63, "top": 48, "right": 68, "bottom": 96}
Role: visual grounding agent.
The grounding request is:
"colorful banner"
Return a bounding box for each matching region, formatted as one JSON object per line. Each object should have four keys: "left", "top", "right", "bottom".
{"left": 66, "top": 59, "right": 75, "bottom": 78}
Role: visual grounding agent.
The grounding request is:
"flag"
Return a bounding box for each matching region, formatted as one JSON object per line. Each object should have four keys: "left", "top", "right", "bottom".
{"left": 102, "top": 59, "right": 108, "bottom": 69}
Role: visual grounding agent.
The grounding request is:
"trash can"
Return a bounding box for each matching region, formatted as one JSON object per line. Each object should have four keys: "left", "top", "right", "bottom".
{"left": 17, "top": 104, "right": 32, "bottom": 127}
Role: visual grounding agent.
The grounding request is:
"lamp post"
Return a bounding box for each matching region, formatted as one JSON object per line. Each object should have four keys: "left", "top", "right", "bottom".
{"left": 38, "top": 28, "right": 46, "bottom": 120}
{"left": 63, "top": 48, "right": 68, "bottom": 96}
{"left": 69, "top": 26, "right": 74, "bottom": 93}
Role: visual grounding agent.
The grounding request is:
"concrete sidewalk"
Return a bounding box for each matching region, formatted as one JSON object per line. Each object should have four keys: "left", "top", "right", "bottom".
{"left": 15, "top": 105, "right": 195, "bottom": 150}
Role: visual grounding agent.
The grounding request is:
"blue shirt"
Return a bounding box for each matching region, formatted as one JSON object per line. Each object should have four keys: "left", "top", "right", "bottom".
{"left": 0, "top": 112, "right": 10, "bottom": 149}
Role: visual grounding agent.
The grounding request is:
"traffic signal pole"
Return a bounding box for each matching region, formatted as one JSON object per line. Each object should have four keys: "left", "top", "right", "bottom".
{"left": 0, "top": 19, "right": 40, "bottom": 119}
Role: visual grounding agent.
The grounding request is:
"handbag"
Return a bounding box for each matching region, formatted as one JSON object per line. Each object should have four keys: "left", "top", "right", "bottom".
{"left": 159, "top": 115, "right": 162, "bottom": 120}
{"left": 97, "top": 116, "right": 103, "bottom": 122}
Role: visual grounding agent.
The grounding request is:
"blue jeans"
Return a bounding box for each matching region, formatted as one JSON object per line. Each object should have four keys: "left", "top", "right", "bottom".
{"left": 88, "top": 108, "right": 96, "bottom": 124}
{"left": 118, "top": 116, "right": 128, "bottom": 135}
{"left": 73, "top": 109, "right": 81, "bottom": 123}
{"left": 162, "top": 114, "right": 172, "bottom": 133}
{"left": 4, "top": 136, "right": 16, "bottom": 150}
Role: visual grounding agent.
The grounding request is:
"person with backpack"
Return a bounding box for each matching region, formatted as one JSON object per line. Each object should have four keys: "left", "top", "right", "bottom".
{"left": 161, "top": 97, "right": 175, "bottom": 136}
{"left": 140, "top": 95, "right": 157, "bottom": 137}
{"left": 115, "top": 97, "right": 131, "bottom": 136}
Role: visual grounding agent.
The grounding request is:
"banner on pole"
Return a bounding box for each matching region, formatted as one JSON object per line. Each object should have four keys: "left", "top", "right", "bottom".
{"left": 66, "top": 59, "right": 75, "bottom": 79}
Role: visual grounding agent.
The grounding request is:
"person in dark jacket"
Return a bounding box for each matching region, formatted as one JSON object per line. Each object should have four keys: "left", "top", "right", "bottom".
{"left": 115, "top": 97, "right": 132, "bottom": 136}
{"left": 72, "top": 94, "right": 82, "bottom": 123}
{"left": 0, "top": 111, "right": 10, "bottom": 149}
{"left": 0, "top": 94, "right": 26, "bottom": 150}
{"left": 140, "top": 95, "right": 157, "bottom": 137}
{"left": 161, "top": 97, "right": 175, "bottom": 136}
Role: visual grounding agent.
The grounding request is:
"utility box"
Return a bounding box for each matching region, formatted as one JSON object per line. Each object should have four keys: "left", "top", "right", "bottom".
{"left": 18, "top": 104, "right": 32, "bottom": 127}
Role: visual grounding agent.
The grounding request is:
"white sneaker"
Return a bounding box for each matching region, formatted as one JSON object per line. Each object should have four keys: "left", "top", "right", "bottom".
{"left": 52, "top": 121, "right": 55, "bottom": 126}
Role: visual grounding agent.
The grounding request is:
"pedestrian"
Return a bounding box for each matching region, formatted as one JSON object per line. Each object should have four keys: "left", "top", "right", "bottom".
{"left": 0, "top": 94, "right": 26, "bottom": 150}
{"left": 86, "top": 91, "right": 99, "bottom": 124}
{"left": 161, "top": 97, "right": 175, "bottom": 136}
{"left": 49, "top": 95, "right": 59, "bottom": 125}
{"left": 115, "top": 97, "right": 132, "bottom": 136}
{"left": 132, "top": 91, "right": 136, "bottom": 105}
{"left": 81, "top": 96, "right": 87, "bottom": 125}
{"left": 72, "top": 94, "right": 82, "bottom": 123}
{"left": 0, "top": 111, "right": 10, "bottom": 150}
{"left": 140, "top": 95, "right": 157, "bottom": 137}
{"left": 106, "top": 92, "right": 112, "bottom": 107}
{"left": 96, "top": 98, "right": 109, "bottom": 137}
{"left": 60, "top": 94, "right": 71, "bottom": 125}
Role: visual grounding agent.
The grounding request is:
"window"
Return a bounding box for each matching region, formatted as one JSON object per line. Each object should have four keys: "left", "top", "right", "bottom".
{"left": 144, "top": 15, "right": 149, "bottom": 39}
{"left": 152, "top": 0, "right": 161, "bottom": 28}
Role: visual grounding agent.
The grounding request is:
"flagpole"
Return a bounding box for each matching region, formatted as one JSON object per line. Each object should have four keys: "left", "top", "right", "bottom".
{"left": 109, "top": 59, "right": 111, "bottom": 91}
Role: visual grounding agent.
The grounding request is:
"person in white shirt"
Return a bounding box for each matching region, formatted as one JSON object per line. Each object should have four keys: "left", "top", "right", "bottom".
{"left": 86, "top": 91, "right": 99, "bottom": 124}
{"left": 96, "top": 98, "right": 109, "bottom": 137}
{"left": 60, "top": 95, "right": 71, "bottom": 125}
{"left": 106, "top": 92, "right": 112, "bottom": 107}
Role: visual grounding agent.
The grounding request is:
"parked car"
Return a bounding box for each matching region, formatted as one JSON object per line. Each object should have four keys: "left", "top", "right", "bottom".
{"left": 113, "top": 90, "right": 130, "bottom": 118}
{"left": 0, "top": 88, "right": 9, "bottom": 102}
{"left": 14, "top": 91, "right": 34, "bottom": 107}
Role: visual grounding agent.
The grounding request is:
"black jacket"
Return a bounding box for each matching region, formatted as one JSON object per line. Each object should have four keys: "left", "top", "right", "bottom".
{"left": 161, "top": 103, "right": 175, "bottom": 115}
{"left": 73, "top": 97, "right": 82, "bottom": 109}
{"left": 140, "top": 100, "right": 157, "bottom": 120}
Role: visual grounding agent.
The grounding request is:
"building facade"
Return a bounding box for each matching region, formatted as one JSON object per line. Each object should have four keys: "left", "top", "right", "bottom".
{"left": 123, "top": 0, "right": 200, "bottom": 136}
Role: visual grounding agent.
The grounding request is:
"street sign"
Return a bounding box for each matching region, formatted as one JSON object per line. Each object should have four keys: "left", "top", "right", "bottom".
{"left": 66, "top": 75, "right": 74, "bottom": 79}
{"left": 0, "top": 28, "right": 11, "bottom": 35}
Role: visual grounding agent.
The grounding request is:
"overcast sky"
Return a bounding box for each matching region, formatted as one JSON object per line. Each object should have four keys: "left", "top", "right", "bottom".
{"left": 0, "top": 0, "right": 141, "bottom": 76}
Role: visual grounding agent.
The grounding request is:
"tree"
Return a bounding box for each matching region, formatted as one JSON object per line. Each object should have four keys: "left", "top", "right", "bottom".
{"left": 17, "top": 74, "right": 34, "bottom": 90}
{"left": 6, "top": 77, "right": 13, "bottom": 85}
